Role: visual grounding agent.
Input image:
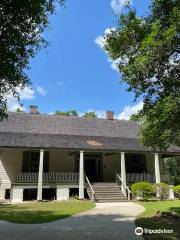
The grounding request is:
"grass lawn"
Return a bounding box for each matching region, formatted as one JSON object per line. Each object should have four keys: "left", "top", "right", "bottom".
{"left": 136, "top": 200, "right": 180, "bottom": 240}
{"left": 0, "top": 200, "right": 95, "bottom": 224}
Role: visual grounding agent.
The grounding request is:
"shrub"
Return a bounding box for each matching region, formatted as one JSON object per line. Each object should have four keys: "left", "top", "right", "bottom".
{"left": 154, "top": 182, "right": 169, "bottom": 200}
{"left": 173, "top": 185, "right": 180, "bottom": 199}
{"left": 131, "top": 182, "right": 153, "bottom": 201}
{"left": 173, "top": 177, "right": 180, "bottom": 186}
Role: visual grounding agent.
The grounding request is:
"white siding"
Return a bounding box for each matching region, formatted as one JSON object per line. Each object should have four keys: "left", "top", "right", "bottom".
{"left": 0, "top": 149, "right": 22, "bottom": 197}
{"left": 49, "top": 151, "right": 75, "bottom": 172}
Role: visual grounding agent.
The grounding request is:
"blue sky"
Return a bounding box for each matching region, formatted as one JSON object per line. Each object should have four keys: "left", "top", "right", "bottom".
{"left": 8, "top": 0, "right": 151, "bottom": 119}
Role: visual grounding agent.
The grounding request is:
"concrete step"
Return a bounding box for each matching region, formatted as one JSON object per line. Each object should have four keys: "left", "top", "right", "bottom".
{"left": 96, "top": 199, "right": 127, "bottom": 202}
{"left": 90, "top": 189, "right": 121, "bottom": 192}
{"left": 94, "top": 196, "right": 126, "bottom": 199}
{"left": 92, "top": 186, "right": 121, "bottom": 191}
{"left": 93, "top": 194, "right": 125, "bottom": 198}
{"left": 86, "top": 182, "right": 128, "bottom": 202}
{"left": 91, "top": 191, "right": 124, "bottom": 194}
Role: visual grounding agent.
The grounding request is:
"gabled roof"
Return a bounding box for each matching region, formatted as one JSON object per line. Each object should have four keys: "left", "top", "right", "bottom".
{"left": 0, "top": 112, "right": 140, "bottom": 138}
{"left": 0, "top": 112, "right": 179, "bottom": 153}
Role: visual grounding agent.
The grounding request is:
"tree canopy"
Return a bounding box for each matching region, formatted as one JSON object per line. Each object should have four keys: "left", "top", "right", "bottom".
{"left": 83, "top": 112, "right": 97, "bottom": 118}
{"left": 54, "top": 110, "right": 79, "bottom": 116}
{"left": 0, "top": 0, "right": 64, "bottom": 120}
{"left": 103, "top": 0, "right": 180, "bottom": 150}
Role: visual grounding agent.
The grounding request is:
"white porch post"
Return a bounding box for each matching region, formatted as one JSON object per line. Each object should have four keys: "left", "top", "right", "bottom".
{"left": 121, "top": 152, "right": 126, "bottom": 195}
{"left": 37, "top": 149, "right": 44, "bottom": 201}
{"left": 155, "top": 153, "right": 161, "bottom": 183}
{"left": 79, "top": 150, "right": 84, "bottom": 199}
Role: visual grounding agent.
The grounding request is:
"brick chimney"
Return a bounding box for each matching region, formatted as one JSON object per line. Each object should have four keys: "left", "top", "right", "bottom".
{"left": 29, "top": 105, "right": 38, "bottom": 114}
{"left": 106, "top": 111, "right": 114, "bottom": 120}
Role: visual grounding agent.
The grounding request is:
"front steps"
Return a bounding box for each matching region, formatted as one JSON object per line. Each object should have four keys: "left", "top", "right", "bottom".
{"left": 86, "top": 182, "right": 127, "bottom": 202}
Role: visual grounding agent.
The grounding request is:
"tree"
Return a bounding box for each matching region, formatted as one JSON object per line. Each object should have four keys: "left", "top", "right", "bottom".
{"left": 67, "top": 109, "right": 79, "bottom": 116}
{"left": 0, "top": 0, "right": 64, "bottom": 120}
{"left": 164, "top": 157, "right": 180, "bottom": 185}
{"left": 54, "top": 109, "right": 79, "bottom": 116}
{"left": 16, "top": 104, "right": 24, "bottom": 112}
{"left": 83, "top": 112, "right": 97, "bottom": 118}
{"left": 130, "top": 113, "right": 140, "bottom": 122}
{"left": 103, "top": 0, "right": 180, "bottom": 150}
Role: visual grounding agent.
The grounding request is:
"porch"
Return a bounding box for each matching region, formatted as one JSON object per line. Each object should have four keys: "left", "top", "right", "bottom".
{"left": 0, "top": 148, "right": 175, "bottom": 202}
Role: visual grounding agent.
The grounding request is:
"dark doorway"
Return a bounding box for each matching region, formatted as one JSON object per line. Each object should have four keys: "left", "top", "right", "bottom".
{"left": 76, "top": 153, "right": 103, "bottom": 182}
{"left": 23, "top": 189, "right": 37, "bottom": 201}
{"left": 42, "top": 188, "right": 56, "bottom": 200}
{"left": 5, "top": 189, "right": 11, "bottom": 199}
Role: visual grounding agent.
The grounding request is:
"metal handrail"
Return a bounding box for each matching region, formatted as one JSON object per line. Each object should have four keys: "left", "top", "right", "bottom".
{"left": 116, "top": 174, "right": 131, "bottom": 201}
{"left": 85, "top": 176, "right": 95, "bottom": 201}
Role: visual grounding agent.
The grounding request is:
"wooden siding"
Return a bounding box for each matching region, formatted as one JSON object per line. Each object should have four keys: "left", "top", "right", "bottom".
{"left": 0, "top": 149, "right": 22, "bottom": 198}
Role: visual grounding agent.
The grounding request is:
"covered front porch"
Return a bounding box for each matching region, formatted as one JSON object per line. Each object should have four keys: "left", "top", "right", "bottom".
{"left": 0, "top": 148, "right": 175, "bottom": 202}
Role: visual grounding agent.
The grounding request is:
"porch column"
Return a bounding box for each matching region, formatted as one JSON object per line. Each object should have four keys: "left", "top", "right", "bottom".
{"left": 37, "top": 149, "right": 44, "bottom": 201}
{"left": 79, "top": 150, "right": 84, "bottom": 199}
{"left": 155, "top": 153, "right": 161, "bottom": 183}
{"left": 121, "top": 152, "right": 126, "bottom": 195}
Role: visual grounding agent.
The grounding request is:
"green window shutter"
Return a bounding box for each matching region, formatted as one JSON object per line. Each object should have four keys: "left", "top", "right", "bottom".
{"left": 22, "top": 151, "right": 30, "bottom": 172}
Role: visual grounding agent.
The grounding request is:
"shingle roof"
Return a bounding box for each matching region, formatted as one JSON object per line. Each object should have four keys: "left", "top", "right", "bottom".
{"left": 0, "top": 112, "right": 140, "bottom": 138}
{"left": 0, "top": 112, "right": 179, "bottom": 153}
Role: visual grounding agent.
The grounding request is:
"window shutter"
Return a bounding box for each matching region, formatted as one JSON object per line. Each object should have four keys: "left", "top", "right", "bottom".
{"left": 43, "top": 151, "right": 49, "bottom": 172}
{"left": 141, "top": 154, "right": 147, "bottom": 173}
{"left": 22, "top": 151, "right": 30, "bottom": 172}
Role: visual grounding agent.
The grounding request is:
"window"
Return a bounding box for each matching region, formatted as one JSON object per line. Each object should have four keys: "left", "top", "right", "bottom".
{"left": 22, "top": 151, "right": 49, "bottom": 172}
{"left": 29, "top": 152, "right": 40, "bottom": 172}
{"left": 125, "top": 153, "right": 146, "bottom": 173}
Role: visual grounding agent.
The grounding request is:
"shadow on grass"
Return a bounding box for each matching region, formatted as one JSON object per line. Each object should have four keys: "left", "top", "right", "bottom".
{"left": 0, "top": 201, "right": 94, "bottom": 224}
{"left": 0, "top": 208, "right": 71, "bottom": 224}
{"left": 169, "top": 207, "right": 180, "bottom": 215}
{"left": 135, "top": 215, "right": 180, "bottom": 240}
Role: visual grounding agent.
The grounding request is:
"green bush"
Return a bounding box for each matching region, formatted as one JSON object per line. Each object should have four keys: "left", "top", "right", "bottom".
{"left": 154, "top": 182, "right": 169, "bottom": 200}
{"left": 173, "top": 185, "right": 180, "bottom": 199}
{"left": 173, "top": 177, "right": 180, "bottom": 186}
{"left": 131, "top": 182, "right": 153, "bottom": 201}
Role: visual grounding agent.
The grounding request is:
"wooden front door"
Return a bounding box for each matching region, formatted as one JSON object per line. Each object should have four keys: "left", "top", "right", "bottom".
{"left": 75, "top": 153, "right": 103, "bottom": 182}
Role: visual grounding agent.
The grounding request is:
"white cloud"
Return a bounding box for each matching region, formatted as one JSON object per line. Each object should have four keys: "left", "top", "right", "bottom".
{"left": 7, "top": 86, "right": 35, "bottom": 101}
{"left": 36, "top": 86, "right": 47, "bottom": 96}
{"left": 117, "top": 101, "right": 143, "bottom": 120}
{"left": 111, "top": 0, "right": 132, "bottom": 15}
{"left": 94, "top": 28, "right": 115, "bottom": 49}
{"left": 93, "top": 110, "right": 106, "bottom": 118}
{"left": 95, "top": 28, "right": 121, "bottom": 72}
{"left": 7, "top": 86, "right": 35, "bottom": 112}
{"left": 94, "top": 36, "right": 106, "bottom": 49}
{"left": 7, "top": 99, "right": 23, "bottom": 112}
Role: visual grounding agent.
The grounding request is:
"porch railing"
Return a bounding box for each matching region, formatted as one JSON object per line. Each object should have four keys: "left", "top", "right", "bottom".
{"left": 116, "top": 174, "right": 131, "bottom": 201}
{"left": 125, "top": 173, "right": 171, "bottom": 184}
{"left": 85, "top": 176, "right": 95, "bottom": 201}
{"left": 16, "top": 172, "right": 79, "bottom": 184}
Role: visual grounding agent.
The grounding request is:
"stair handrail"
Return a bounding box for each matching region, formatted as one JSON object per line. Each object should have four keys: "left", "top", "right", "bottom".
{"left": 85, "top": 176, "right": 95, "bottom": 201}
{"left": 116, "top": 174, "right": 131, "bottom": 201}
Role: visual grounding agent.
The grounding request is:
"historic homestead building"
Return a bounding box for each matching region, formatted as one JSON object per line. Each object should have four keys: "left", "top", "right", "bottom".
{"left": 0, "top": 106, "right": 179, "bottom": 202}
